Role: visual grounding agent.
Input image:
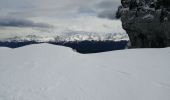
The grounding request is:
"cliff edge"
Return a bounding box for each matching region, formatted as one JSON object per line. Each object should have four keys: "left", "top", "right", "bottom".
{"left": 117, "top": 0, "right": 170, "bottom": 48}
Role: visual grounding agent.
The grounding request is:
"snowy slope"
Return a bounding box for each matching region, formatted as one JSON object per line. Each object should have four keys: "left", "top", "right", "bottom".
{"left": 0, "top": 44, "right": 170, "bottom": 100}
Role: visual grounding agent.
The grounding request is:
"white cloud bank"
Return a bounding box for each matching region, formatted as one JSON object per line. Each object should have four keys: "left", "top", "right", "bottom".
{"left": 0, "top": 0, "right": 124, "bottom": 34}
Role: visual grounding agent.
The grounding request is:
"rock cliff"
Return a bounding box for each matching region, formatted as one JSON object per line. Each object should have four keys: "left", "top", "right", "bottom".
{"left": 117, "top": 0, "right": 170, "bottom": 48}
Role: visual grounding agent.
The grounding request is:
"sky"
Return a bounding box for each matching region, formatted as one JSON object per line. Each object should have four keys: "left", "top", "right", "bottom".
{"left": 0, "top": 0, "right": 125, "bottom": 35}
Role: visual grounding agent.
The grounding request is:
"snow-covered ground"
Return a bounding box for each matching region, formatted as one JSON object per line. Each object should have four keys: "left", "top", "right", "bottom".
{"left": 0, "top": 44, "right": 170, "bottom": 100}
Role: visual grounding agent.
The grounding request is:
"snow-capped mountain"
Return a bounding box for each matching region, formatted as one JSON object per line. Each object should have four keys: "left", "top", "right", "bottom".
{"left": 0, "top": 32, "right": 129, "bottom": 53}
{"left": 0, "top": 32, "right": 129, "bottom": 42}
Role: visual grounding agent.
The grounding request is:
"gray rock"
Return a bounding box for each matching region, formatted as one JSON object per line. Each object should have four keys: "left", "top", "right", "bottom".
{"left": 117, "top": 0, "right": 170, "bottom": 48}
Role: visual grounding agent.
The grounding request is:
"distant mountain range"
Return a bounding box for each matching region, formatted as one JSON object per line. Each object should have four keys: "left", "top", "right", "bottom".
{"left": 0, "top": 32, "right": 129, "bottom": 53}
{"left": 0, "top": 32, "right": 129, "bottom": 43}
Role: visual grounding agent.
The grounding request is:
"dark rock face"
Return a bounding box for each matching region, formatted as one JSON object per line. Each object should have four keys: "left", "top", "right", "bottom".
{"left": 162, "top": 0, "right": 170, "bottom": 7}
{"left": 117, "top": 0, "right": 170, "bottom": 48}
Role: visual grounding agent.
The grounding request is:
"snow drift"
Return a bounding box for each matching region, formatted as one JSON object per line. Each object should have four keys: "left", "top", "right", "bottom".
{"left": 0, "top": 44, "right": 170, "bottom": 100}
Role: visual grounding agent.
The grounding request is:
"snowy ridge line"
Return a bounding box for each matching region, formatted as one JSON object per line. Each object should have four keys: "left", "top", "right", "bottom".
{"left": 0, "top": 43, "right": 170, "bottom": 100}
{"left": 0, "top": 33, "right": 129, "bottom": 42}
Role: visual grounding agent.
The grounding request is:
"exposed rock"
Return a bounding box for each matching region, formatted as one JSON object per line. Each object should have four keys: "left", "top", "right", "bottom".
{"left": 117, "top": 0, "right": 170, "bottom": 48}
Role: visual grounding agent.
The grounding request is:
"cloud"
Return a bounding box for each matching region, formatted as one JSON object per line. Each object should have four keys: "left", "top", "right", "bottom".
{"left": 0, "top": 0, "right": 120, "bottom": 19}
{"left": 95, "top": 0, "right": 121, "bottom": 19}
{"left": 0, "top": 17, "right": 53, "bottom": 28}
{"left": 97, "top": 10, "right": 115, "bottom": 19}
{"left": 0, "top": 0, "right": 123, "bottom": 34}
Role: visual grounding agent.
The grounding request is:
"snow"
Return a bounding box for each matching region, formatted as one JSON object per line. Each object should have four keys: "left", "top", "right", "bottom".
{"left": 142, "top": 14, "right": 154, "bottom": 20}
{"left": 0, "top": 43, "right": 170, "bottom": 100}
{"left": 0, "top": 32, "right": 129, "bottom": 42}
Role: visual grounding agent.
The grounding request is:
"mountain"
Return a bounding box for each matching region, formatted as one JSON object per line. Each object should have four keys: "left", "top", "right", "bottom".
{"left": 0, "top": 32, "right": 129, "bottom": 53}
{"left": 0, "top": 32, "right": 129, "bottom": 42}
{"left": 117, "top": 0, "right": 170, "bottom": 48}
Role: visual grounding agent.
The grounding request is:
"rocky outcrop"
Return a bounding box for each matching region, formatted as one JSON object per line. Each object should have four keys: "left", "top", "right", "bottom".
{"left": 117, "top": 0, "right": 170, "bottom": 48}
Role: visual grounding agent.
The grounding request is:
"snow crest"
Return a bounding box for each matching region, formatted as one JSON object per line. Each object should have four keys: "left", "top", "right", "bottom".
{"left": 0, "top": 44, "right": 170, "bottom": 100}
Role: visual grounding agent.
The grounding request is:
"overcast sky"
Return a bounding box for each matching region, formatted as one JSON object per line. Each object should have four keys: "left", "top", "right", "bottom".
{"left": 0, "top": 0, "right": 125, "bottom": 35}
